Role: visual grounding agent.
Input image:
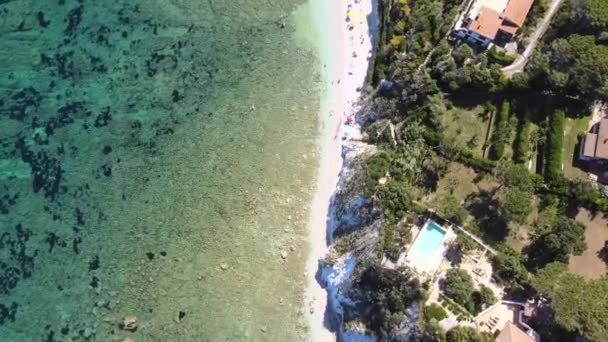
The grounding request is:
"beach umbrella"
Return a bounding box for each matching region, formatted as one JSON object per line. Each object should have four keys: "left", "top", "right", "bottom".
{"left": 347, "top": 10, "right": 353, "bottom": 20}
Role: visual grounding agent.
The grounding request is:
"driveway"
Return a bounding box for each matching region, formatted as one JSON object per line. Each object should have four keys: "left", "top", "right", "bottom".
{"left": 502, "top": 0, "right": 565, "bottom": 77}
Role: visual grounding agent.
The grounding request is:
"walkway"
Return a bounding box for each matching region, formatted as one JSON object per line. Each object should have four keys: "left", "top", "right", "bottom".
{"left": 502, "top": 0, "right": 565, "bottom": 77}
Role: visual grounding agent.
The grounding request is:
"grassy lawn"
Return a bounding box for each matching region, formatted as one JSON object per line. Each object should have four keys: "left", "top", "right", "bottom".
{"left": 443, "top": 105, "right": 489, "bottom": 158}
{"left": 562, "top": 116, "right": 590, "bottom": 180}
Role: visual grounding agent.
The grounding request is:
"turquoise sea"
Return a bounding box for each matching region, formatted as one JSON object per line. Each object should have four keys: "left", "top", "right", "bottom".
{"left": 0, "top": 0, "right": 326, "bottom": 340}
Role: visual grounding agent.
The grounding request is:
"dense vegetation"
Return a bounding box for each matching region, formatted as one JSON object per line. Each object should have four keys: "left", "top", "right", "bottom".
{"left": 543, "top": 109, "right": 565, "bottom": 185}
{"left": 532, "top": 263, "right": 608, "bottom": 341}
{"left": 490, "top": 100, "right": 510, "bottom": 160}
{"left": 349, "top": 0, "right": 608, "bottom": 339}
{"left": 358, "top": 265, "right": 423, "bottom": 337}
{"left": 443, "top": 269, "right": 495, "bottom": 314}
{"left": 527, "top": 0, "right": 608, "bottom": 100}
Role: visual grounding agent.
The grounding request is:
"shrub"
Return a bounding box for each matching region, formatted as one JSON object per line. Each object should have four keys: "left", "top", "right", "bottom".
{"left": 443, "top": 269, "right": 474, "bottom": 307}
{"left": 359, "top": 265, "right": 423, "bottom": 337}
{"left": 423, "top": 303, "right": 448, "bottom": 322}
{"left": 379, "top": 223, "right": 400, "bottom": 260}
{"left": 487, "top": 45, "right": 516, "bottom": 66}
{"left": 513, "top": 119, "right": 531, "bottom": 164}
{"left": 544, "top": 109, "right": 565, "bottom": 185}
{"left": 490, "top": 100, "right": 510, "bottom": 160}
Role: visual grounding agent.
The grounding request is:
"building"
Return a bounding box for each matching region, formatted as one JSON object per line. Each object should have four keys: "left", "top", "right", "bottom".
{"left": 454, "top": 0, "right": 535, "bottom": 48}
{"left": 580, "top": 117, "right": 608, "bottom": 161}
{"left": 495, "top": 321, "right": 537, "bottom": 342}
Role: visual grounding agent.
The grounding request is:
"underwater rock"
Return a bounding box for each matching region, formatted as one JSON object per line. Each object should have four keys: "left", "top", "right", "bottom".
{"left": 88, "top": 255, "right": 100, "bottom": 271}
{"left": 37, "top": 11, "right": 50, "bottom": 28}
{"left": 121, "top": 315, "right": 138, "bottom": 331}
{"left": 45, "top": 232, "right": 67, "bottom": 253}
{"left": 90, "top": 56, "right": 107, "bottom": 73}
{"left": 0, "top": 191, "right": 19, "bottom": 215}
{"left": 0, "top": 302, "right": 18, "bottom": 326}
{"left": 94, "top": 107, "right": 111, "bottom": 127}
{"left": 64, "top": 6, "right": 82, "bottom": 36}
{"left": 32, "top": 127, "right": 49, "bottom": 145}
{"left": 0, "top": 224, "right": 37, "bottom": 295}
{"left": 46, "top": 101, "right": 91, "bottom": 134}
{"left": 5, "top": 87, "right": 42, "bottom": 121}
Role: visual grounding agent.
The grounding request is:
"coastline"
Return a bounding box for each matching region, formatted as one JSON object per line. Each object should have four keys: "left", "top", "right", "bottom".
{"left": 304, "top": 0, "right": 376, "bottom": 340}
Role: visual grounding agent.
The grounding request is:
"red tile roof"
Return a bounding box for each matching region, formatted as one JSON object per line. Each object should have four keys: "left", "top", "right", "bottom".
{"left": 470, "top": 6, "right": 503, "bottom": 40}
{"left": 496, "top": 321, "right": 536, "bottom": 342}
{"left": 584, "top": 133, "right": 598, "bottom": 158}
{"left": 596, "top": 118, "right": 608, "bottom": 159}
{"left": 502, "top": 0, "right": 535, "bottom": 27}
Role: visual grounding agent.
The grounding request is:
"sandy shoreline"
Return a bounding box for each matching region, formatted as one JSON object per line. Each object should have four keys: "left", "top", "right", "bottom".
{"left": 304, "top": 0, "right": 376, "bottom": 340}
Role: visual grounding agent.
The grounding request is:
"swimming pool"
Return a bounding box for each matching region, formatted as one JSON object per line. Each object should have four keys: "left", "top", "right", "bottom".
{"left": 411, "top": 220, "right": 447, "bottom": 256}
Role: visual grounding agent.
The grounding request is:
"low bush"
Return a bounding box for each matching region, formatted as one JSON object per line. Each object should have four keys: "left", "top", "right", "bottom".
{"left": 487, "top": 45, "right": 516, "bottom": 65}
{"left": 423, "top": 303, "right": 448, "bottom": 322}
{"left": 544, "top": 109, "right": 565, "bottom": 185}
{"left": 513, "top": 119, "right": 531, "bottom": 164}
{"left": 490, "top": 100, "right": 510, "bottom": 160}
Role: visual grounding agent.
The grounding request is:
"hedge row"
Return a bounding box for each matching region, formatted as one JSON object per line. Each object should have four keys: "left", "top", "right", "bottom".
{"left": 513, "top": 118, "right": 531, "bottom": 164}
{"left": 544, "top": 109, "right": 565, "bottom": 185}
{"left": 490, "top": 100, "right": 510, "bottom": 160}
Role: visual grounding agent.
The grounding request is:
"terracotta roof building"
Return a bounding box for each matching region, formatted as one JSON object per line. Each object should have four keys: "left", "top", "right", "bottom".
{"left": 455, "top": 0, "right": 535, "bottom": 47}
{"left": 581, "top": 118, "right": 608, "bottom": 160}
{"left": 502, "top": 0, "right": 535, "bottom": 27}
{"left": 496, "top": 321, "right": 536, "bottom": 342}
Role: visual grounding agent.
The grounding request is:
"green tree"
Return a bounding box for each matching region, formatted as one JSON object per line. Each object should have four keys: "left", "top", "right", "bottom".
{"left": 526, "top": 216, "right": 586, "bottom": 268}
{"left": 359, "top": 264, "right": 423, "bottom": 337}
{"left": 443, "top": 269, "right": 474, "bottom": 307}
{"left": 452, "top": 43, "right": 474, "bottom": 66}
{"left": 446, "top": 326, "right": 492, "bottom": 342}
{"left": 491, "top": 246, "right": 528, "bottom": 288}
{"left": 499, "top": 187, "right": 532, "bottom": 224}
{"left": 423, "top": 303, "right": 448, "bottom": 322}
{"left": 480, "top": 285, "right": 496, "bottom": 305}
{"left": 436, "top": 195, "right": 468, "bottom": 226}
{"left": 532, "top": 262, "right": 608, "bottom": 341}
{"left": 497, "top": 163, "right": 535, "bottom": 192}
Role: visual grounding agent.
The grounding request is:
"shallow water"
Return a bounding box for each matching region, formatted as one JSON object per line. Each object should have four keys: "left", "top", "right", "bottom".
{"left": 0, "top": 0, "right": 324, "bottom": 340}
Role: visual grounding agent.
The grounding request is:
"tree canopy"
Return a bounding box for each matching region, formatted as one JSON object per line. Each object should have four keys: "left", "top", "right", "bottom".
{"left": 532, "top": 263, "right": 608, "bottom": 341}
{"left": 358, "top": 264, "right": 423, "bottom": 337}
{"left": 446, "top": 326, "right": 493, "bottom": 342}
{"left": 443, "top": 268, "right": 474, "bottom": 306}
{"left": 526, "top": 215, "right": 586, "bottom": 269}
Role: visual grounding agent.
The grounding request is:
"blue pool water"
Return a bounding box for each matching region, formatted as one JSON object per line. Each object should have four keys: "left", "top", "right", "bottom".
{"left": 412, "top": 220, "right": 447, "bottom": 256}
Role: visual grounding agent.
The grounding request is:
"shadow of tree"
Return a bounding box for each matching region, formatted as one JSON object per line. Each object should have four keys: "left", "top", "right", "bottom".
{"left": 445, "top": 244, "right": 463, "bottom": 267}
{"left": 464, "top": 190, "right": 508, "bottom": 242}
{"left": 598, "top": 240, "right": 608, "bottom": 265}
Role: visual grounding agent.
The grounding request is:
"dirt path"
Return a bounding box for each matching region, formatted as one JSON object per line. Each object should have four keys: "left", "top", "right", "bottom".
{"left": 568, "top": 209, "right": 608, "bottom": 279}
{"left": 502, "top": 0, "right": 565, "bottom": 77}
